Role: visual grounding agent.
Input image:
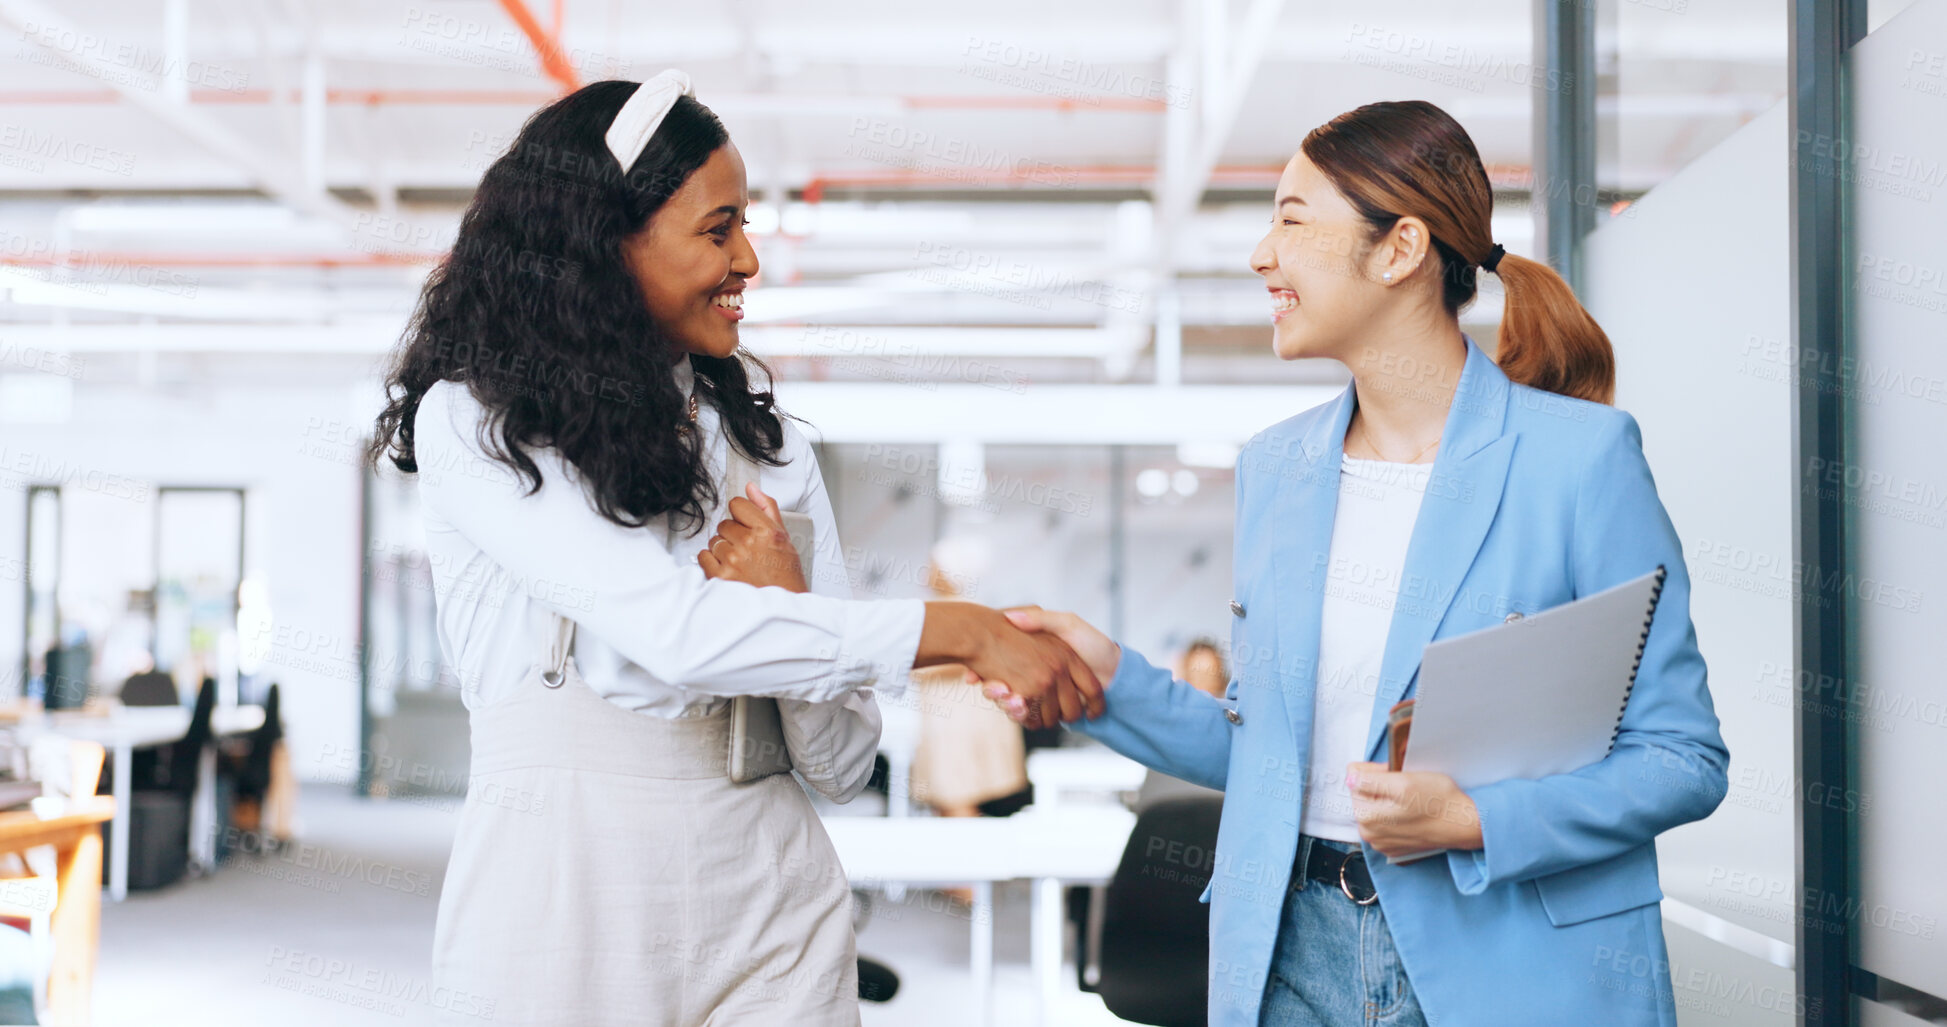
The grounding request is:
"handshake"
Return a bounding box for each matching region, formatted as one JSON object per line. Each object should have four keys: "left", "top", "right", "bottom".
{"left": 696, "top": 483, "right": 1118, "bottom": 729}
{"left": 917, "top": 603, "right": 1121, "bottom": 729}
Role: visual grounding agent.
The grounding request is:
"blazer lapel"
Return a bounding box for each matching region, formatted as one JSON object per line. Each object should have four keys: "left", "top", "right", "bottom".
{"left": 1267, "top": 385, "right": 1357, "bottom": 779}
{"left": 1362, "top": 338, "right": 1516, "bottom": 760}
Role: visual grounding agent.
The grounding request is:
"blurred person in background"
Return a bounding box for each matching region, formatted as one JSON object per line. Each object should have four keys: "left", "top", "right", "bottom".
{"left": 1177, "top": 636, "right": 1230, "bottom": 699}
{"left": 908, "top": 537, "right": 1028, "bottom": 903}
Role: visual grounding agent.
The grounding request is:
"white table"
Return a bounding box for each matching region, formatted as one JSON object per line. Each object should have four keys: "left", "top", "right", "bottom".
{"left": 24, "top": 704, "right": 264, "bottom": 901}
{"left": 1025, "top": 748, "right": 1148, "bottom": 810}
{"left": 823, "top": 805, "right": 1135, "bottom": 1027}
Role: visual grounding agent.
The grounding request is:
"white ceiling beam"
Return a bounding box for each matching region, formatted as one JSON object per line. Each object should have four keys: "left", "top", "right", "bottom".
{"left": 173, "top": 24, "right": 1786, "bottom": 69}
{"left": 1164, "top": 0, "right": 1286, "bottom": 227}
{"left": 774, "top": 381, "right": 1335, "bottom": 445}
{"left": 0, "top": 0, "right": 360, "bottom": 229}
{"left": 0, "top": 323, "right": 1142, "bottom": 357}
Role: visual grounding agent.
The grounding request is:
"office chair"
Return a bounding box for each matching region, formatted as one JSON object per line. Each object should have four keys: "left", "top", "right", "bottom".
{"left": 118, "top": 671, "right": 179, "bottom": 707}
{"left": 104, "top": 678, "right": 215, "bottom": 890}
{"left": 218, "top": 683, "right": 284, "bottom": 849}
{"left": 1071, "top": 794, "right": 1222, "bottom": 1027}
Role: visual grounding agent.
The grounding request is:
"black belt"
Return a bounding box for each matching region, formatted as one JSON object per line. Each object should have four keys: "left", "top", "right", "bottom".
{"left": 1297, "top": 837, "right": 1378, "bottom": 905}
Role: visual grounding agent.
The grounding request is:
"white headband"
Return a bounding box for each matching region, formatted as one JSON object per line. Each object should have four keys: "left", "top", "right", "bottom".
{"left": 603, "top": 70, "right": 695, "bottom": 170}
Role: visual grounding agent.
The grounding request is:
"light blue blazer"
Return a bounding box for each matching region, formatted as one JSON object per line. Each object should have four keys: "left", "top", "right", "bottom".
{"left": 1076, "top": 337, "right": 1729, "bottom": 1027}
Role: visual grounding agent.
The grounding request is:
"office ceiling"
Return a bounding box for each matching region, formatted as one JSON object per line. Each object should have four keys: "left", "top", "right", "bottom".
{"left": 0, "top": 0, "right": 1789, "bottom": 386}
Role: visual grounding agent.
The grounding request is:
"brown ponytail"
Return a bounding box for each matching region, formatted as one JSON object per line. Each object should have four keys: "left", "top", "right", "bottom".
{"left": 1300, "top": 100, "right": 1615, "bottom": 405}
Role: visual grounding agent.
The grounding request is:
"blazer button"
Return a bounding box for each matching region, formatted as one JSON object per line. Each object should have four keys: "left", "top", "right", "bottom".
{"left": 1225, "top": 707, "right": 1243, "bottom": 725}
{"left": 1504, "top": 611, "right": 1524, "bottom": 623}
{"left": 1229, "top": 599, "right": 1246, "bottom": 618}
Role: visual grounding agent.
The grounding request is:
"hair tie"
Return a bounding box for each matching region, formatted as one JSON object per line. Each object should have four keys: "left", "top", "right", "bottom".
{"left": 604, "top": 70, "right": 695, "bottom": 171}
{"left": 1481, "top": 243, "right": 1507, "bottom": 274}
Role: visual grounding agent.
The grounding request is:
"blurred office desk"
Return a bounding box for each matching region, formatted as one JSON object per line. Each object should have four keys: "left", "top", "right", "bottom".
{"left": 1025, "top": 748, "right": 1147, "bottom": 809}
{"left": 0, "top": 796, "right": 114, "bottom": 1026}
{"left": 823, "top": 805, "right": 1136, "bottom": 1027}
{"left": 31, "top": 705, "right": 264, "bottom": 901}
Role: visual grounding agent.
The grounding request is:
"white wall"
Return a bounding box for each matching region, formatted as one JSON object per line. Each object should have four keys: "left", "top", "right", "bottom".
{"left": 0, "top": 377, "right": 373, "bottom": 782}
{"left": 1848, "top": 0, "right": 1947, "bottom": 997}
{"left": 1583, "top": 98, "right": 1800, "bottom": 1024}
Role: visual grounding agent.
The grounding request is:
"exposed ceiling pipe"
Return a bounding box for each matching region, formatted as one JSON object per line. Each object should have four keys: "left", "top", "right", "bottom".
{"left": 0, "top": 89, "right": 1171, "bottom": 110}
{"left": 0, "top": 252, "right": 435, "bottom": 268}
{"left": 0, "top": 0, "right": 359, "bottom": 228}
{"left": 495, "top": 0, "right": 581, "bottom": 93}
{"left": 800, "top": 164, "right": 1285, "bottom": 202}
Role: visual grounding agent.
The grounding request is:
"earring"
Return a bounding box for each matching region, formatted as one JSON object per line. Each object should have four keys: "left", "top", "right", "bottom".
{"left": 1382, "top": 271, "right": 1393, "bottom": 283}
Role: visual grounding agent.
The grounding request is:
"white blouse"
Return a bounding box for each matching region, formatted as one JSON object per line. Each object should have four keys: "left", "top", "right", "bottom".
{"left": 410, "top": 361, "right": 927, "bottom": 801}
{"left": 1300, "top": 454, "right": 1431, "bottom": 842}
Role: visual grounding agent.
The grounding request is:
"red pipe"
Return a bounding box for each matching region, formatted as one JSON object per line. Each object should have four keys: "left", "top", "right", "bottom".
{"left": 495, "top": 0, "right": 581, "bottom": 93}
{"left": 0, "top": 89, "right": 1169, "bottom": 110}
{"left": 0, "top": 251, "right": 438, "bottom": 269}
{"left": 801, "top": 163, "right": 1284, "bottom": 202}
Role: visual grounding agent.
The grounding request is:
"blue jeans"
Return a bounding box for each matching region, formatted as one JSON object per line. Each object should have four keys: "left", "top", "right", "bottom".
{"left": 1260, "top": 836, "right": 1427, "bottom": 1027}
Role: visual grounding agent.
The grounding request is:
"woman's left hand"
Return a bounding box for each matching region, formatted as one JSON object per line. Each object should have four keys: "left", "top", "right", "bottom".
{"left": 1346, "top": 762, "right": 1484, "bottom": 857}
{"left": 698, "top": 483, "right": 809, "bottom": 593}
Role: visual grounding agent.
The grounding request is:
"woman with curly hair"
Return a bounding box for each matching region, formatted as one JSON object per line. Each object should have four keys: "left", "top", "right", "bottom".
{"left": 368, "top": 72, "right": 1102, "bottom": 1026}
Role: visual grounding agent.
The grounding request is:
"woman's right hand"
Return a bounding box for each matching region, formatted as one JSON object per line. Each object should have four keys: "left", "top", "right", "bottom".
{"left": 698, "top": 483, "right": 809, "bottom": 592}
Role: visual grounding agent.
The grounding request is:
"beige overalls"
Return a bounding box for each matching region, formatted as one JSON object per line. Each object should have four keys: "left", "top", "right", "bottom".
{"left": 429, "top": 610, "right": 862, "bottom": 1026}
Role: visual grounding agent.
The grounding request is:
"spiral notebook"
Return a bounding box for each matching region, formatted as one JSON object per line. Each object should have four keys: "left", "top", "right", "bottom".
{"left": 1393, "top": 567, "right": 1666, "bottom": 841}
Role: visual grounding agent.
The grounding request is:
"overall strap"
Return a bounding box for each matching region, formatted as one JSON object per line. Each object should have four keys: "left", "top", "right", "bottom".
{"left": 720, "top": 442, "right": 757, "bottom": 510}
{"left": 540, "top": 613, "right": 576, "bottom": 688}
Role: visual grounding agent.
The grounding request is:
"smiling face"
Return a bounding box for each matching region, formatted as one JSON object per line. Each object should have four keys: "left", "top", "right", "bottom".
{"left": 1247, "top": 151, "right": 1394, "bottom": 363}
{"left": 623, "top": 143, "right": 757, "bottom": 360}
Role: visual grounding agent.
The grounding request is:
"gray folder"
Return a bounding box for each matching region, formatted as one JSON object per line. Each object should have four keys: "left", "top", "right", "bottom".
{"left": 1401, "top": 566, "right": 1667, "bottom": 791}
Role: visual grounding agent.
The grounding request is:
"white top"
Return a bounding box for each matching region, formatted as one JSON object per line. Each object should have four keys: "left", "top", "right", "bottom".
{"left": 1300, "top": 455, "right": 1431, "bottom": 842}
{"left": 411, "top": 362, "right": 928, "bottom": 800}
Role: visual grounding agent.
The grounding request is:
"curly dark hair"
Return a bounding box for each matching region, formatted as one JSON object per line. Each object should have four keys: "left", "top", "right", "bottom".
{"left": 368, "top": 80, "right": 785, "bottom": 536}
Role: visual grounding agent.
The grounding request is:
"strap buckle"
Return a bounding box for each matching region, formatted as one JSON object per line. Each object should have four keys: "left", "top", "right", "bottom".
{"left": 1338, "top": 850, "right": 1378, "bottom": 906}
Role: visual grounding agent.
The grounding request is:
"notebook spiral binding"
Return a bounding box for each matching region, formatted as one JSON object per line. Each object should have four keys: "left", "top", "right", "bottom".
{"left": 1612, "top": 564, "right": 1669, "bottom": 747}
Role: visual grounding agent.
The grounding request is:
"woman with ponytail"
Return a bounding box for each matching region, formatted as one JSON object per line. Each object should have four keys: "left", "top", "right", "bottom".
{"left": 982, "top": 100, "right": 1727, "bottom": 1026}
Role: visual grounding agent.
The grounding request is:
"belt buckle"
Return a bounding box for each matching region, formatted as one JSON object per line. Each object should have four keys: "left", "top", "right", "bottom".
{"left": 1338, "top": 850, "right": 1378, "bottom": 906}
